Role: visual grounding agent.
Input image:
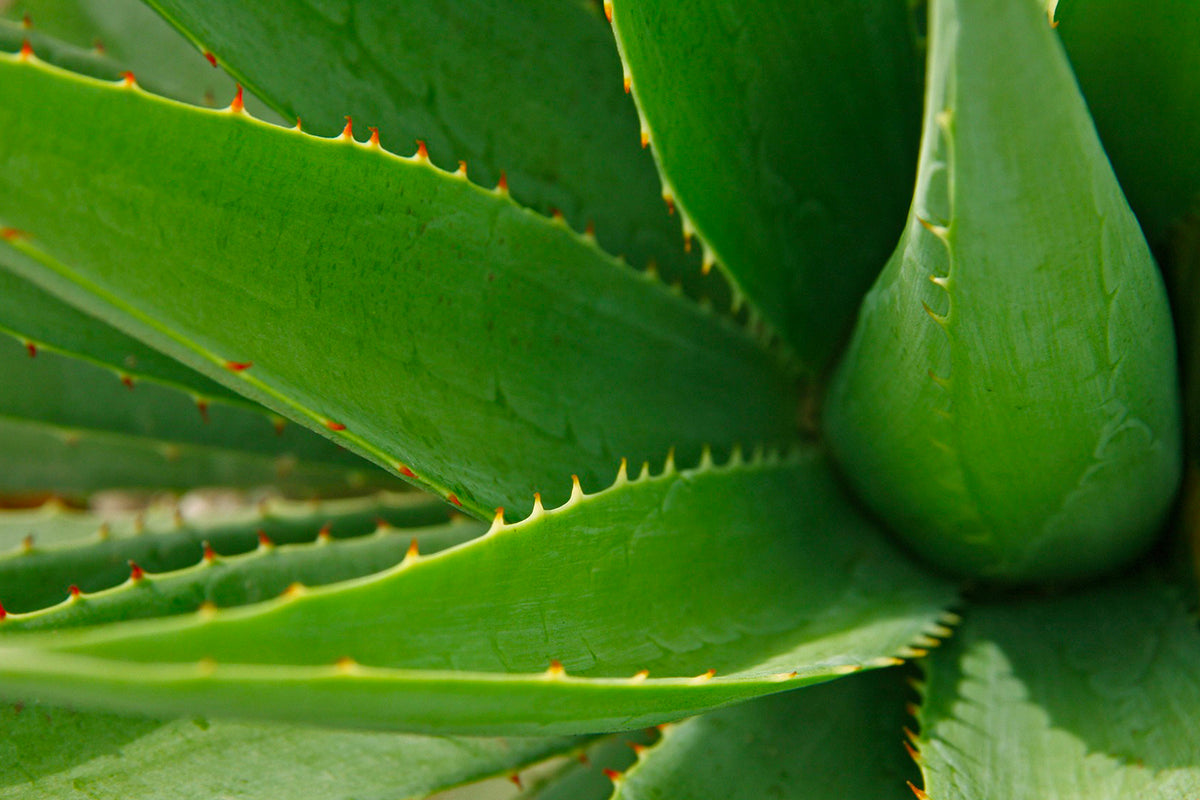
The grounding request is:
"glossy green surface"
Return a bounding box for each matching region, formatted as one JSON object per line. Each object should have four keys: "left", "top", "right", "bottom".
{"left": 0, "top": 51, "right": 798, "bottom": 517}
{"left": 610, "top": 0, "right": 921, "bottom": 365}
{"left": 824, "top": 0, "right": 1181, "bottom": 582}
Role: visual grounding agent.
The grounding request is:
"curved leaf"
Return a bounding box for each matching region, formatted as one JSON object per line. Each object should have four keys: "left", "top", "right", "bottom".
{"left": 139, "top": 0, "right": 710, "bottom": 289}
{"left": 613, "top": 668, "right": 918, "bottom": 800}
{"left": 915, "top": 573, "right": 1200, "bottom": 799}
{"left": 0, "top": 448, "right": 955, "bottom": 735}
{"left": 609, "top": 0, "right": 922, "bottom": 365}
{"left": 0, "top": 52, "right": 798, "bottom": 517}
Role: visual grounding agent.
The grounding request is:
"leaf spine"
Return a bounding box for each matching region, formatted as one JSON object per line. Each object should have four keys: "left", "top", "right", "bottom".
{"left": 629, "top": 669, "right": 649, "bottom": 682}
{"left": 495, "top": 171, "right": 510, "bottom": 196}
{"left": 340, "top": 116, "right": 354, "bottom": 141}
{"left": 908, "top": 782, "right": 930, "bottom": 800}
{"left": 203, "top": 51, "right": 217, "bottom": 67}
{"left": 229, "top": 85, "right": 245, "bottom": 114}
{"left": 545, "top": 660, "right": 566, "bottom": 678}
{"left": 487, "top": 507, "right": 506, "bottom": 535}
{"left": 508, "top": 774, "right": 523, "bottom": 790}
{"left": 688, "top": 668, "right": 716, "bottom": 684}
{"left": 413, "top": 140, "right": 430, "bottom": 163}
{"left": 568, "top": 474, "right": 585, "bottom": 504}
{"left": 403, "top": 537, "right": 420, "bottom": 564}
{"left": 603, "top": 0, "right": 613, "bottom": 22}
{"left": 128, "top": 561, "right": 145, "bottom": 581}
{"left": 18, "top": 39, "right": 33, "bottom": 61}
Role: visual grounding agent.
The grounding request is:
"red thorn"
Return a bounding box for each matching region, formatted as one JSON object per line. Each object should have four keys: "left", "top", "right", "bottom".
{"left": 507, "top": 774, "right": 523, "bottom": 789}
{"left": 415, "top": 140, "right": 430, "bottom": 161}
{"left": 602, "top": 768, "right": 622, "bottom": 782}
{"left": 257, "top": 530, "right": 274, "bottom": 548}
{"left": 585, "top": 220, "right": 596, "bottom": 238}
{"left": 18, "top": 39, "right": 33, "bottom": 60}
{"left": 224, "top": 360, "right": 252, "bottom": 372}
{"left": 120, "top": 374, "right": 135, "bottom": 390}
{"left": 203, "top": 50, "right": 217, "bottom": 67}
{"left": 202, "top": 541, "right": 217, "bottom": 562}
{"left": 368, "top": 126, "right": 380, "bottom": 146}
{"left": 907, "top": 782, "right": 930, "bottom": 800}
{"left": 128, "top": 561, "right": 145, "bottom": 581}
{"left": 628, "top": 741, "right": 646, "bottom": 754}
{"left": 230, "top": 85, "right": 245, "bottom": 114}
{"left": 272, "top": 418, "right": 286, "bottom": 436}
{"left": 457, "top": 160, "right": 468, "bottom": 176}
{"left": 294, "top": 117, "right": 303, "bottom": 131}
{"left": 68, "top": 584, "right": 81, "bottom": 598}
{"left": 120, "top": 71, "right": 136, "bottom": 88}
{"left": 24, "top": 341, "right": 36, "bottom": 358}
{"left": 496, "top": 171, "right": 509, "bottom": 194}
{"left": 0, "top": 227, "right": 26, "bottom": 242}
{"left": 317, "top": 523, "right": 333, "bottom": 542}
{"left": 551, "top": 208, "right": 565, "bottom": 222}
{"left": 196, "top": 399, "right": 210, "bottom": 423}
{"left": 397, "top": 463, "right": 416, "bottom": 479}
{"left": 0, "top": 601, "right": 7, "bottom": 620}
{"left": 447, "top": 493, "right": 462, "bottom": 508}
{"left": 664, "top": 196, "right": 676, "bottom": 215}
{"left": 577, "top": 751, "right": 591, "bottom": 766}
{"left": 324, "top": 420, "right": 346, "bottom": 432}
{"left": 342, "top": 116, "right": 354, "bottom": 139}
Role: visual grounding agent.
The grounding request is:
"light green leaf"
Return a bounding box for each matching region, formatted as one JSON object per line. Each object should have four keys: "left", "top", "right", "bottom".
{"left": 0, "top": 702, "right": 585, "bottom": 800}
{"left": 609, "top": 0, "right": 922, "bottom": 365}
{"left": 915, "top": 573, "right": 1200, "bottom": 799}
{"left": 142, "top": 0, "right": 710, "bottom": 289}
{"left": 0, "top": 52, "right": 798, "bottom": 517}
{"left": 613, "top": 668, "right": 918, "bottom": 800}
{"left": 0, "top": 448, "right": 955, "bottom": 735}
{"left": 0, "top": 491, "right": 458, "bottom": 615}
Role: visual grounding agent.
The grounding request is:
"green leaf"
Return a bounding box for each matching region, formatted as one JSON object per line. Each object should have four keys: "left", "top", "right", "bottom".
{"left": 613, "top": 668, "right": 918, "bottom": 800}
{"left": 0, "top": 448, "right": 955, "bottom": 735}
{"left": 609, "top": 0, "right": 922, "bottom": 365}
{"left": 142, "top": 0, "right": 709, "bottom": 290}
{"left": 822, "top": 0, "right": 1181, "bottom": 582}
{"left": 0, "top": 491, "right": 459, "bottom": 615}
{"left": 915, "top": 573, "right": 1200, "bottom": 799}
{"left": 0, "top": 702, "right": 585, "bottom": 800}
{"left": 0, "top": 339, "right": 395, "bottom": 495}
{"left": 0, "top": 52, "right": 798, "bottom": 517}
{"left": 520, "top": 733, "right": 650, "bottom": 800}
{"left": 1055, "top": 0, "right": 1200, "bottom": 246}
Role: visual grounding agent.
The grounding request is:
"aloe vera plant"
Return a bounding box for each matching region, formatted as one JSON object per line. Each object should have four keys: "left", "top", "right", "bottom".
{"left": 0, "top": 0, "right": 1198, "bottom": 797}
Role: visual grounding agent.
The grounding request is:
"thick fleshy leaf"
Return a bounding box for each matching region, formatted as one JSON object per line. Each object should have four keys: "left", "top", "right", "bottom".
{"left": 609, "top": 0, "right": 922, "bottom": 365}
{"left": 0, "top": 448, "right": 955, "bottom": 735}
{"left": 613, "top": 668, "right": 918, "bottom": 800}
{"left": 0, "top": 703, "right": 584, "bottom": 800}
{"left": 915, "top": 573, "right": 1200, "bottom": 799}
{"left": 1055, "top": 0, "right": 1200, "bottom": 246}
{"left": 521, "top": 733, "right": 651, "bottom": 800}
{"left": 138, "top": 0, "right": 708, "bottom": 288}
{"left": 0, "top": 340, "right": 394, "bottom": 495}
{"left": 0, "top": 51, "right": 798, "bottom": 517}
{"left": 0, "top": 491, "right": 458, "bottom": 614}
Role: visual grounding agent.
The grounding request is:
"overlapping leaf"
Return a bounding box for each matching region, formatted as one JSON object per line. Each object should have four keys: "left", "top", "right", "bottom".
{"left": 0, "top": 448, "right": 955, "bottom": 735}
{"left": 0, "top": 51, "right": 798, "bottom": 516}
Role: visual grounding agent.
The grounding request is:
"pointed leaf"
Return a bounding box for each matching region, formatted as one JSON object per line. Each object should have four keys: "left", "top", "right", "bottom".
{"left": 0, "top": 491, "right": 458, "bottom": 614}
{"left": 0, "top": 52, "right": 798, "bottom": 517}
{"left": 609, "top": 0, "right": 922, "bottom": 364}
{"left": 915, "top": 573, "right": 1200, "bottom": 799}
{"left": 613, "top": 668, "right": 918, "bottom": 800}
{"left": 0, "top": 702, "right": 584, "bottom": 800}
{"left": 139, "top": 0, "right": 708, "bottom": 287}
{"left": 0, "top": 448, "right": 955, "bottom": 735}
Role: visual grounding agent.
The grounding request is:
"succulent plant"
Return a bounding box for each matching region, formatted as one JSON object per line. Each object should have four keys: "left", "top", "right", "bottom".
{"left": 0, "top": 0, "right": 1198, "bottom": 797}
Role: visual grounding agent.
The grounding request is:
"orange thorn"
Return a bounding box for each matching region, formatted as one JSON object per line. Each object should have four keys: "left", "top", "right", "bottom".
{"left": 224, "top": 360, "right": 252, "bottom": 372}
{"left": 202, "top": 541, "right": 217, "bottom": 562}
{"left": 18, "top": 39, "right": 33, "bottom": 60}
{"left": 664, "top": 195, "right": 676, "bottom": 215}
{"left": 640, "top": 130, "right": 649, "bottom": 148}
{"left": 447, "top": 493, "right": 463, "bottom": 508}
{"left": 282, "top": 582, "right": 305, "bottom": 598}
{"left": 230, "top": 85, "right": 245, "bottom": 114}
{"left": 120, "top": 71, "right": 137, "bottom": 88}
{"left": 325, "top": 420, "right": 346, "bottom": 432}
{"left": 496, "top": 171, "right": 509, "bottom": 196}
{"left": 68, "top": 584, "right": 81, "bottom": 598}
{"left": 257, "top": 530, "right": 274, "bottom": 548}
{"left": 414, "top": 140, "right": 430, "bottom": 162}
{"left": 603, "top": 768, "right": 622, "bottom": 782}
{"left": 585, "top": 220, "right": 596, "bottom": 238}
{"left": 368, "top": 126, "right": 380, "bottom": 147}
{"left": 128, "top": 561, "right": 145, "bottom": 581}
{"left": 120, "top": 374, "right": 135, "bottom": 390}
{"left": 903, "top": 739, "right": 920, "bottom": 762}
{"left": 551, "top": 208, "right": 565, "bottom": 222}
{"left": 341, "top": 116, "right": 354, "bottom": 139}
{"left": 0, "top": 227, "right": 25, "bottom": 241}
{"left": 24, "top": 341, "right": 36, "bottom": 358}
{"left": 294, "top": 117, "right": 303, "bottom": 131}
{"left": 406, "top": 537, "right": 420, "bottom": 559}
{"left": 203, "top": 51, "right": 217, "bottom": 67}
{"left": 508, "top": 774, "right": 523, "bottom": 790}
{"left": 908, "top": 781, "right": 930, "bottom": 800}
{"left": 684, "top": 232, "right": 693, "bottom": 253}
{"left": 196, "top": 399, "right": 210, "bottom": 423}
{"left": 623, "top": 75, "right": 631, "bottom": 94}
{"left": 627, "top": 741, "right": 646, "bottom": 754}
{"left": 546, "top": 659, "right": 566, "bottom": 677}
{"left": 92, "top": 38, "right": 106, "bottom": 54}
{"left": 604, "top": 0, "right": 613, "bottom": 22}
{"left": 397, "top": 463, "right": 416, "bottom": 479}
